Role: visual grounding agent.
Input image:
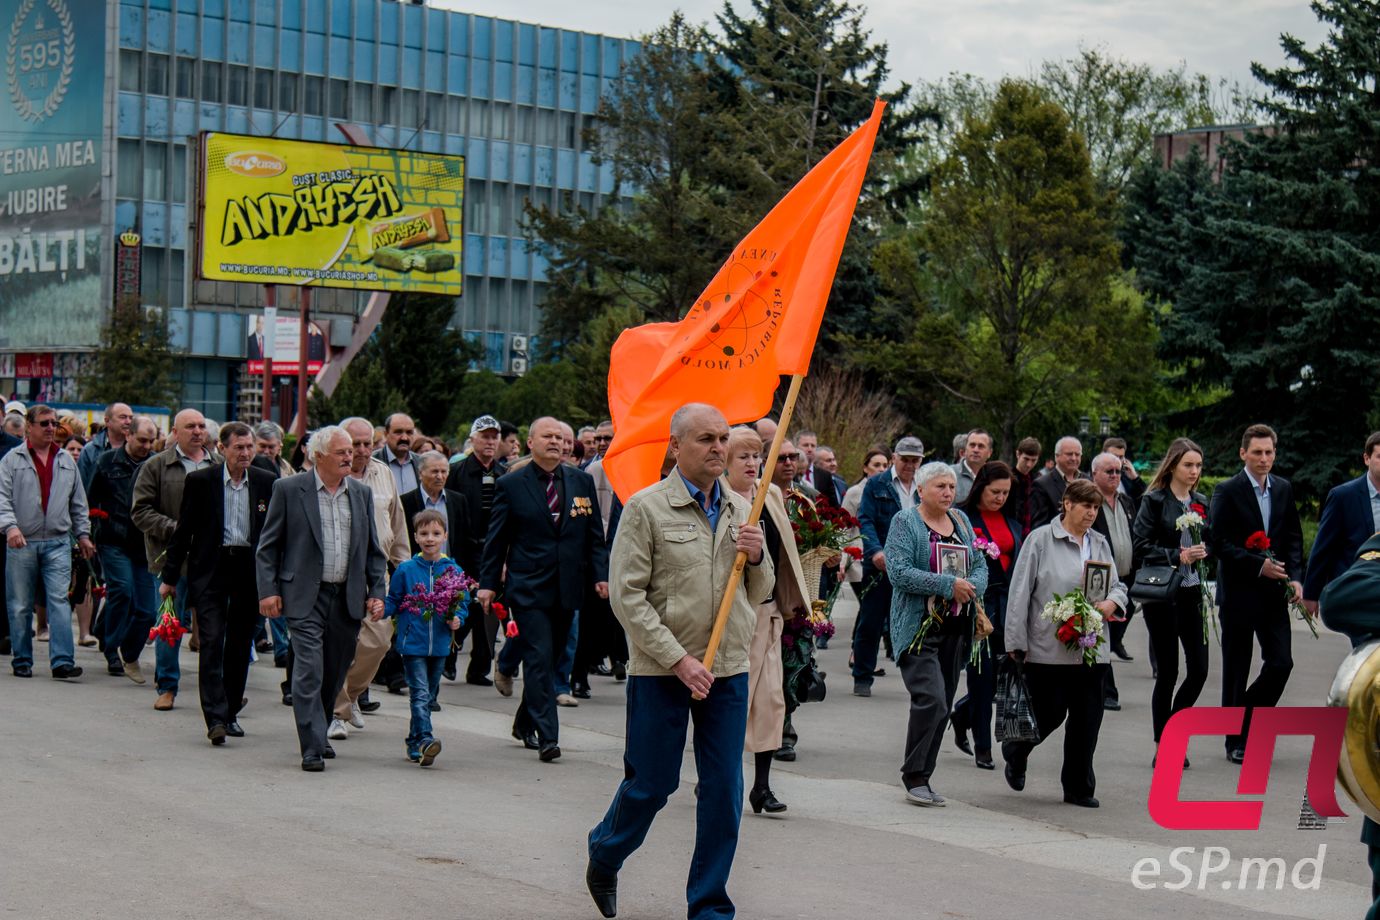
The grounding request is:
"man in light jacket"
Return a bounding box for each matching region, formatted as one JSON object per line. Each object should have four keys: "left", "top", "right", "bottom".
{"left": 0, "top": 404, "right": 96, "bottom": 679}
{"left": 585, "top": 403, "right": 772, "bottom": 920}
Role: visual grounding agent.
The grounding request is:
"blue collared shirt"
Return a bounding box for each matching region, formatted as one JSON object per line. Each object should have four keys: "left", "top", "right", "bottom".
{"left": 1368, "top": 475, "right": 1380, "bottom": 534}
{"left": 679, "top": 472, "right": 723, "bottom": 532}
{"left": 1247, "top": 468, "right": 1272, "bottom": 529}
{"left": 422, "top": 490, "right": 449, "bottom": 555}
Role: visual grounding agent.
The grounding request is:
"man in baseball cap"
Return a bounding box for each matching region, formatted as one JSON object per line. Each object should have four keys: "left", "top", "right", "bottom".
{"left": 444, "top": 415, "right": 507, "bottom": 686}
{"left": 894, "top": 436, "right": 925, "bottom": 458}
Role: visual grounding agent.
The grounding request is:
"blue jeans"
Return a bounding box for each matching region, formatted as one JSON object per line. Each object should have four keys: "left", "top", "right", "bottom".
{"left": 7, "top": 539, "right": 76, "bottom": 671}
{"left": 555, "top": 610, "right": 579, "bottom": 695}
{"left": 154, "top": 575, "right": 191, "bottom": 695}
{"left": 404, "top": 654, "right": 446, "bottom": 752}
{"left": 268, "top": 615, "right": 290, "bottom": 659}
{"left": 588, "top": 673, "right": 749, "bottom": 920}
{"left": 96, "top": 545, "right": 158, "bottom": 667}
{"left": 851, "top": 570, "right": 892, "bottom": 684}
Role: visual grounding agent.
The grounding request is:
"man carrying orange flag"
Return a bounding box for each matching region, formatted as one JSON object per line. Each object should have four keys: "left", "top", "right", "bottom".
{"left": 587, "top": 102, "right": 885, "bottom": 920}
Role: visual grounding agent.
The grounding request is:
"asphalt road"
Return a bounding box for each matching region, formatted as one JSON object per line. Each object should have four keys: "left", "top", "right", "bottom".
{"left": 1, "top": 593, "right": 1371, "bottom": 920}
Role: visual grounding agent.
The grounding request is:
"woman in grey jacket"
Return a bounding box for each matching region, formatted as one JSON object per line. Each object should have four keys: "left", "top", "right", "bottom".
{"left": 1002, "top": 478, "right": 1128, "bottom": 808}
{"left": 884, "top": 461, "right": 988, "bottom": 807}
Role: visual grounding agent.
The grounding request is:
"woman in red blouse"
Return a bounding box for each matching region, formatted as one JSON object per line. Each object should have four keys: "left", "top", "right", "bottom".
{"left": 950, "top": 462, "right": 1024, "bottom": 769}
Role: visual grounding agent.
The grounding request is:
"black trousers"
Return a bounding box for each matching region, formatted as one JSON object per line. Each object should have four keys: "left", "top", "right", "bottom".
{"left": 573, "top": 591, "right": 627, "bottom": 683}
{"left": 952, "top": 589, "right": 1007, "bottom": 752}
{"left": 451, "top": 601, "right": 498, "bottom": 681}
{"left": 898, "top": 632, "right": 967, "bottom": 782}
{"left": 286, "top": 583, "right": 362, "bottom": 759}
{"left": 512, "top": 605, "right": 574, "bottom": 745}
{"left": 196, "top": 547, "right": 259, "bottom": 729}
{"left": 1144, "top": 587, "right": 1210, "bottom": 741}
{"left": 1002, "top": 662, "right": 1108, "bottom": 799}
{"left": 1219, "top": 597, "right": 1293, "bottom": 752}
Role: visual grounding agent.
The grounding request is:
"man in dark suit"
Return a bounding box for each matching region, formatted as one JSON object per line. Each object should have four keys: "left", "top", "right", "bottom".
{"left": 160, "top": 422, "right": 276, "bottom": 745}
{"left": 446, "top": 415, "right": 508, "bottom": 686}
{"left": 256, "top": 425, "right": 387, "bottom": 771}
{"left": 1029, "top": 436, "right": 1090, "bottom": 529}
{"left": 478, "top": 417, "right": 609, "bottom": 762}
{"left": 374, "top": 412, "right": 423, "bottom": 497}
{"left": 1208, "top": 423, "right": 1304, "bottom": 763}
{"left": 1304, "top": 430, "right": 1380, "bottom": 613}
{"left": 402, "top": 451, "right": 470, "bottom": 557}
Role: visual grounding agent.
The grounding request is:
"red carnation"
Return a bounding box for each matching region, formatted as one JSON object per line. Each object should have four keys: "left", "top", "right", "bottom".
{"left": 1056, "top": 619, "right": 1080, "bottom": 644}
{"left": 1189, "top": 502, "right": 1206, "bottom": 517}
{"left": 1245, "top": 531, "right": 1271, "bottom": 552}
{"left": 844, "top": 546, "right": 862, "bottom": 560}
{"left": 88, "top": 509, "right": 110, "bottom": 520}
{"left": 808, "top": 520, "right": 825, "bottom": 533}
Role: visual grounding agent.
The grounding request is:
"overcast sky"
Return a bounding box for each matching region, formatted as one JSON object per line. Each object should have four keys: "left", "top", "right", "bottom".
{"left": 437, "top": 0, "right": 1327, "bottom": 93}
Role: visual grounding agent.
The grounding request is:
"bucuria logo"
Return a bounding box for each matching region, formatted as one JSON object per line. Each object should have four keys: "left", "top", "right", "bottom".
{"left": 6, "top": 0, "right": 74, "bottom": 123}
{"left": 679, "top": 246, "right": 786, "bottom": 370}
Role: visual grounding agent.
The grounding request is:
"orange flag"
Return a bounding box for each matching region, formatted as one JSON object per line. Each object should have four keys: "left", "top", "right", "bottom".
{"left": 603, "top": 100, "right": 886, "bottom": 502}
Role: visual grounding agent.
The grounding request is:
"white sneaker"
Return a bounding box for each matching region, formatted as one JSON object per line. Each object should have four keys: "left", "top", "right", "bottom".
{"left": 348, "top": 703, "right": 365, "bottom": 729}
{"left": 556, "top": 692, "right": 579, "bottom": 708}
{"left": 327, "top": 719, "right": 349, "bottom": 740}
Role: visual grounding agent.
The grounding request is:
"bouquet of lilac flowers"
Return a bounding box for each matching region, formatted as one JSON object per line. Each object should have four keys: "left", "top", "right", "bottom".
{"left": 399, "top": 568, "right": 477, "bottom": 625}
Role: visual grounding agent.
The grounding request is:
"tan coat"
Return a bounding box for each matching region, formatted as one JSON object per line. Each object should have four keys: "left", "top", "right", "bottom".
{"left": 610, "top": 469, "right": 774, "bottom": 678}
{"left": 746, "top": 485, "right": 810, "bottom": 753}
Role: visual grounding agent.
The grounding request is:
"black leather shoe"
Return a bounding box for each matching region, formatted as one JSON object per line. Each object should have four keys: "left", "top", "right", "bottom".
{"left": 322, "top": 743, "right": 336, "bottom": 759}
{"left": 1103, "top": 698, "right": 1121, "bottom": 711}
{"left": 388, "top": 681, "right": 407, "bottom": 695}
{"left": 466, "top": 675, "right": 494, "bottom": 687}
{"left": 773, "top": 745, "right": 796, "bottom": 762}
{"left": 1112, "top": 645, "right": 1133, "bottom": 661}
{"left": 281, "top": 692, "right": 293, "bottom": 706}
{"left": 975, "top": 752, "right": 995, "bottom": 770}
{"left": 52, "top": 664, "right": 83, "bottom": 680}
{"left": 12, "top": 665, "right": 32, "bottom": 678}
{"left": 1064, "top": 794, "right": 1100, "bottom": 808}
{"left": 301, "top": 756, "right": 324, "bottom": 772}
{"left": 226, "top": 721, "right": 244, "bottom": 738}
{"left": 952, "top": 724, "right": 973, "bottom": 755}
{"left": 749, "top": 786, "right": 787, "bottom": 815}
{"left": 208, "top": 724, "right": 228, "bottom": 745}
{"left": 1004, "top": 763, "right": 1026, "bottom": 791}
{"left": 539, "top": 743, "right": 562, "bottom": 762}
{"left": 358, "top": 696, "right": 381, "bottom": 713}
{"left": 513, "top": 729, "right": 539, "bottom": 750}
{"left": 572, "top": 685, "right": 592, "bottom": 700}
{"left": 612, "top": 661, "right": 626, "bottom": 681}
{"left": 443, "top": 665, "right": 457, "bottom": 681}
{"left": 1226, "top": 748, "right": 1245, "bottom": 765}
{"left": 586, "top": 862, "right": 618, "bottom": 918}
{"left": 107, "top": 662, "right": 125, "bottom": 676}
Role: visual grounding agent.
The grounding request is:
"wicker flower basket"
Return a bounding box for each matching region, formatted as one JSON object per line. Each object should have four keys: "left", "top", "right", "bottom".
{"left": 799, "top": 546, "right": 840, "bottom": 605}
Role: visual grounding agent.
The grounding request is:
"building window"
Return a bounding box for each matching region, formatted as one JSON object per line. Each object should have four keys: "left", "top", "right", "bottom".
{"left": 536, "top": 108, "right": 555, "bottom": 146}
{"left": 559, "top": 112, "right": 575, "bottom": 148}
{"left": 425, "top": 92, "right": 444, "bottom": 128}
{"left": 142, "top": 247, "right": 167, "bottom": 304}
{"left": 202, "top": 61, "right": 222, "bottom": 102}
{"left": 278, "top": 72, "right": 298, "bottom": 110}
{"left": 144, "top": 142, "right": 167, "bottom": 201}
{"left": 254, "top": 69, "right": 274, "bottom": 109}
{"left": 146, "top": 52, "right": 170, "bottom": 96}
{"left": 470, "top": 98, "right": 489, "bottom": 136}
{"left": 119, "top": 50, "right": 142, "bottom": 92}
{"left": 492, "top": 103, "right": 511, "bottom": 141}
{"left": 168, "top": 250, "right": 186, "bottom": 310}
{"left": 303, "top": 76, "right": 323, "bottom": 115}
{"left": 227, "top": 64, "right": 249, "bottom": 106}
{"left": 447, "top": 95, "right": 465, "bottom": 134}
{"left": 352, "top": 82, "right": 373, "bottom": 121}
{"left": 515, "top": 106, "right": 533, "bottom": 144}
{"left": 175, "top": 57, "right": 196, "bottom": 99}
{"left": 117, "top": 140, "right": 141, "bottom": 198}
{"left": 171, "top": 146, "right": 187, "bottom": 204}
{"left": 379, "top": 85, "right": 397, "bottom": 124}
{"left": 467, "top": 182, "right": 487, "bottom": 233}
{"left": 329, "top": 78, "right": 350, "bottom": 118}
{"left": 400, "top": 89, "right": 420, "bottom": 127}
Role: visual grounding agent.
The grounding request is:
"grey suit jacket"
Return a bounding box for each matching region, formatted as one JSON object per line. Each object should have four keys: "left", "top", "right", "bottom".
{"left": 254, "top": 472, "right": 387, "bottom": 621}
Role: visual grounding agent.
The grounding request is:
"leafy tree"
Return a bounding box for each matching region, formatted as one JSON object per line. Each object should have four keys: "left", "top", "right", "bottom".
{"left": 849, "top": 80, "right": 1156, "bottom": 457}
{"left": 1122, "top": 0, "right": 1380, "bottom": 497}
{"left": 82, "top": 297, "right": 180, "bottom": 409}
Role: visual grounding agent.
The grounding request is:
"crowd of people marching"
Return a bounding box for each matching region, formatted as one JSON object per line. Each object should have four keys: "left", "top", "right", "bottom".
{"left": 2, "top": 399, "right": 1377, "bottom": 857}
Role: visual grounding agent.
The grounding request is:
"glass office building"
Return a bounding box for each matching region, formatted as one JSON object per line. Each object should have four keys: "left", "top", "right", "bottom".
{"left": 0, "top": 0, "right": 634, "bottom": 420}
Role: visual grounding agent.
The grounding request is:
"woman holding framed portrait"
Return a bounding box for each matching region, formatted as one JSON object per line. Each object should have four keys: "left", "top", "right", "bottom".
{"left": 951, "top": 461, "right": 1024, "bottom": 770}
{"left": 883, "top": 461, "right": 989, "bottom": 807}
{"left": 1003, "top": 479, "right": 1128, "bottom": 808}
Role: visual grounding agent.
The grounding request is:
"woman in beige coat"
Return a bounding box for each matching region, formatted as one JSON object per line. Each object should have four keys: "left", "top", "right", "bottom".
{"left": 725, "top": 426, "right": 809, "bottom": 815}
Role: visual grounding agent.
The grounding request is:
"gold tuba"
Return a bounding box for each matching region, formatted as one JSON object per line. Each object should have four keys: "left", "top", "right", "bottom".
{"left": 1328, "top": 639, "right": 1380, "bottom": 823}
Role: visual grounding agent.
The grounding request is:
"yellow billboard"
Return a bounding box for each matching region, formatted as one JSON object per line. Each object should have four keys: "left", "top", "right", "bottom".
{"left": 197, "top": 133, "right": 464, "bottom": 294}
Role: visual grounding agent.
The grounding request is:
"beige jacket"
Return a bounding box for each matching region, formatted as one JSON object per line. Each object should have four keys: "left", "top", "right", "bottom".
{"left": 611, "top": 469, "right": 775, "bottom": 678}
{"left": 354, "top": 457, "right": 411, "bottom": 567}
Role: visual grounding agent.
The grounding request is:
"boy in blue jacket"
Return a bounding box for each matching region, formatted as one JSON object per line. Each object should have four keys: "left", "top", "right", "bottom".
{"left": 374, "top": 510, "right": 468, "bottom": 766}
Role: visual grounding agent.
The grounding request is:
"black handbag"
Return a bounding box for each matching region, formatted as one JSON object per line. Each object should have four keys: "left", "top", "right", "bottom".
{"left": 994, "top": 658, "right": 1040, "bottom": 744}
{"left": 1129, "top": 564, "right": 1182, "bottom": 603}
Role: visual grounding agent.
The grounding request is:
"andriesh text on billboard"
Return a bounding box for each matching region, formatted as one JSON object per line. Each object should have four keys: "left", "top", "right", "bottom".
{"left": 198, "top": 132, "right": 466, "bottom": 296}
{"left": 0, "top": 0, "right": 104, "bottom": 350}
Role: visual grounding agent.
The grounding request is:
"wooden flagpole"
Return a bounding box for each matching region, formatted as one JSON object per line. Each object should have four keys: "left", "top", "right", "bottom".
{"left": 699, "top": 373, "right": 805, "bottom": 686}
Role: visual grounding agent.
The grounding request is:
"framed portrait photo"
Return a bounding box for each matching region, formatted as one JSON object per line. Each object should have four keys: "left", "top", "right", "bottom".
{"left": 936, "top": 543, "right": 968, "bottom": 579}
{"left": 1082, "top": 560, "right": 1112, "bottom": 604}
